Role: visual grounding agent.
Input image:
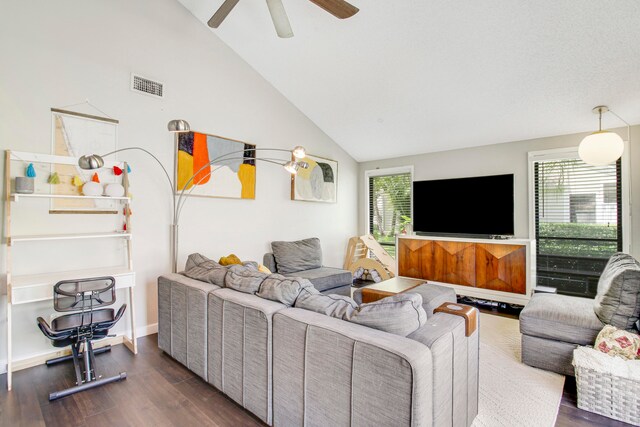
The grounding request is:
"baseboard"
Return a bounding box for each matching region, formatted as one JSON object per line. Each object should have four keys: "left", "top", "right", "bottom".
{"left": 1, "top": 322, "right": 159, "bottom": 375}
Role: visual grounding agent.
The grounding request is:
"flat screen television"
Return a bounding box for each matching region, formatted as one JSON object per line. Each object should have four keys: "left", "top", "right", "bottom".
{"left": 412, "top": 173, "right": 514, "bottom": 237}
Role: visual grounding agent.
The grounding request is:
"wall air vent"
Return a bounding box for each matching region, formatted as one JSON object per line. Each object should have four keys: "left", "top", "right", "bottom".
{"left": 130, "top": 74, "right": 164, "bottom": 98}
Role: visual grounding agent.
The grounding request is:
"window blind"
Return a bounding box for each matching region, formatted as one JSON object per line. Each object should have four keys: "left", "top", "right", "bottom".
{"left": 368, "top": 172, "right": 412, "bottom": 258}
{"left": 534, "top": 157, "right": 622, "bottom": 297}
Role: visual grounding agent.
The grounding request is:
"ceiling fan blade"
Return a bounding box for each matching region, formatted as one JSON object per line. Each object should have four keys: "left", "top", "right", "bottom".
{"left": 208, "top": 0, "right": 240, "bottom": 28}
{"left": 308, "top": 0, "right": 359, "bottom": 19}
{"left": 266, "top": 0, "right": 293, "bottom": 38}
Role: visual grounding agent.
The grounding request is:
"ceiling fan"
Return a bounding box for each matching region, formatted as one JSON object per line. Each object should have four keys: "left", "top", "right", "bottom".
{"left": 207, "top": 0, "right": 359, "bottom": 38}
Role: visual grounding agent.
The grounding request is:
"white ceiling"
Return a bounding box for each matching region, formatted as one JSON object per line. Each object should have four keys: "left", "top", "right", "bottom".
{"left": 178, "top": 0, "right": 640, "bottom": 162}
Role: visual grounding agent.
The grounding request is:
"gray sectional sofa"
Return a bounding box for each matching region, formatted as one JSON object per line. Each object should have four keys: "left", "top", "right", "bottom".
{"left": 520, "top": 252, "right": 640, "bottom": 376}
{"left": 263, "top": 237, "right": 353, "bottom": 296}
{"left": 158, "top": 253, "right": 480, "bottom": 426}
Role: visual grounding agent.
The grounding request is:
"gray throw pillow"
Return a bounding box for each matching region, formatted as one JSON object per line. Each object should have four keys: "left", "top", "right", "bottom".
{"left": 225, "top": 264, "right": 269, "bottom": 294}
{"left": 183, "top": 253, "right": 227, "bottom": 286}
{"left": 294, "top": 287, "right": 358, "bottom": 318}
{"left": 594, "top": 252, "right": 640, "bottom": 330}
{"left": 256, "top": 274, "right": 314, "bottom": 306}
{"left": 271, "top": 237, "right": 322, "bottom": 274}
{"left": 350, "top": 293, "right": 427, "bottom": 337}
{"left": 295, "top": 288, "right": 427, "bottom": 337}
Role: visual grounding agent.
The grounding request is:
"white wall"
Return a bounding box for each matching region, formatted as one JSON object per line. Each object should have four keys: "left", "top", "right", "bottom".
{"left": 359, "top": 125, "right": 640, "bottom": 257}
{"left": 0, "top": 0, "right": 358, "bottom": 368}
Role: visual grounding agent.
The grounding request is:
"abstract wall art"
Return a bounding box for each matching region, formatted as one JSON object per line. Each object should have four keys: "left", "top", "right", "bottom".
{"left": 291, "top": 154, "right": 338, "bottom": 203}
{"left": 176, "top": 131, "right": 256, "bottom": 199}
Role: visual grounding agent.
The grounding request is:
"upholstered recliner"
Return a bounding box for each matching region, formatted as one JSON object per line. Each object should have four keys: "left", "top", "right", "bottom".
{"left": 520, "top": 252, "right": 640, "bottom": 376}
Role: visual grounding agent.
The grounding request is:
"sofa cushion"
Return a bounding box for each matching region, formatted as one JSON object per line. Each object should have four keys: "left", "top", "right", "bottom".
{"left": 350, "top": 293, "right": 427, "bottom": 337}
{"left": 283, "top": 267, "right": 352, "bottom": 292}
{"left": 256, "top": 274, "right": 314, "bottom": 306}
{"left": 271, "top": 238, "right": 322, "bottom": 274}
{"left": 294, "top": 287, "right": 427, "bottom": 336}
{"left": 520, "top": 293, "right": 603, "bottom": 345}
{"left": 183, "top": 253, "right": 228, "bottom": 287}
{"left": 294, "top": 287, "right": 357, "bottom": 318}
{"left": 225, "top": 264, "right": 268, "bottom": 294}
{"left": 594, "top": 252, "right": 640, "bottom": 330}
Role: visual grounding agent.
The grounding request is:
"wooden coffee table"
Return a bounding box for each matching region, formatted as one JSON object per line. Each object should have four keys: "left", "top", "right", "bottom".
{"left": 360, "top": 277, "right": 426, "bottom": 303}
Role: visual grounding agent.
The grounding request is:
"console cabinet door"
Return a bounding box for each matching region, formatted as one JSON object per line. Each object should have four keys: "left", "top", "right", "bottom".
{"left": 475, "top": 243, "right": 526, "bottom": 294}
{"left": 398, "top": 239, "right": 475, "bottom": 286}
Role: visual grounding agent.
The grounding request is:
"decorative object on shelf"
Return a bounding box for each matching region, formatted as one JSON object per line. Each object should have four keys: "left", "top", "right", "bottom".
{"left": 104, "top": 183, "right": 125, "bottom": 197}
{"left": 113, "top": 165, "right": 123, "bottom": 176}
{"left": 15, "top": 177, "right": 34, "bottom": 194}
{"left": 127, "top": 164, "right": 131, "bottom": 174}
{"left": 579, "top": 106, "right": 631, "bottom": 166}
{"left": 291, "top": 153, "right": 338, "bottom": 203}
{"left": 82, "top": 181, "right": 103, "bottom": 196}
{"left": 78, "top": 119, "right": 308, "bottom": 273}
{"left": 176, "top": 131, "right": 256, "bottom": 200}
{"left": 71, "top": 175, "right": 84, "bottom": 187}
{"left": 91, "top": 172, "right": 100, "bottom": 183}
{"left": 26, "top": 163, "right": 36, "bottom": 177}
{"left": 47, "top": 172, "right": 60, "bottom": 184}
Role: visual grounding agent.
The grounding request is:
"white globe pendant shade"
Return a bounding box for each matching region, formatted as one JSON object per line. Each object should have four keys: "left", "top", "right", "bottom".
{"left": 578, "top": 131, "right": 624, "bottom": 166}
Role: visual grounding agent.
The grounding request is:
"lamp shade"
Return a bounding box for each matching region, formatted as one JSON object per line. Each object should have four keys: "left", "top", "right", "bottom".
{"left": 578, "top": 131, "right": 624, "bottom": 166}
{"left": 292, "top": 146, "right": 306, "bottom": 159}
{"left": 78, "top": 154, "right": 105, "bottom": 170}
{"left": 284, "top": 161, "right": 299, "bottom": 174}
{"left": 167, "top": 119, "right": 191, "bottom": 133}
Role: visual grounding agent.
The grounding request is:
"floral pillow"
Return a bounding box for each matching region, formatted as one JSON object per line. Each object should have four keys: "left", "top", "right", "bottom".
{"left": 594, "top": 324, "right": 640, "bottom": 360}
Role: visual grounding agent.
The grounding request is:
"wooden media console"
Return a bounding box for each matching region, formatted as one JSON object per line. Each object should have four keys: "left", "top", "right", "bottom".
{"left": 397, "top": 235, "right": 535, "bottom": 305}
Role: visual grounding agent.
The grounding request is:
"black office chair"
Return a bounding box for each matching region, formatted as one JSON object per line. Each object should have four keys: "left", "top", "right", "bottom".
{"left": 37, "top": 276, "right": 127, "bottom": 401}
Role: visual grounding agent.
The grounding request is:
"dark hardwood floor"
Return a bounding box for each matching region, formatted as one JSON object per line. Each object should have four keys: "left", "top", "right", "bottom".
{"left": 0, "top": 333, "right": 632, "bottom": 426}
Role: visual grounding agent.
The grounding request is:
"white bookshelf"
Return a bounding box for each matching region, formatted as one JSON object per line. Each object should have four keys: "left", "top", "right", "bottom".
{"left": 4, "top": 150, "right": 138, "bottom": 391}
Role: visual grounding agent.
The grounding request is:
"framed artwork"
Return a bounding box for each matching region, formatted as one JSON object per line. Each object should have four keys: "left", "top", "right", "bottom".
{"left": 50, "top": 108, "right": 122, "bottom": 213}
{"left": 176, "top": 131, "right": 256, "bottom": 199}
{"left": 291, "top": 154, "right": 338, "bottom": 203}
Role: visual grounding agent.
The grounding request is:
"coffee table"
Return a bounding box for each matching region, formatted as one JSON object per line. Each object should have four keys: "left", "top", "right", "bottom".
{"left": 359, "top": 276, "right": 426, "bottom": 304}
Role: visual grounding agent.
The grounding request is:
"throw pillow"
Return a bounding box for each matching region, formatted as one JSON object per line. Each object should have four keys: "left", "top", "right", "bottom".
{"left": 257, "top": 274, "right": 314, "bottom": 306}
{"left": 271, "top": 237, "right": 322, "bottom": 274}
{"left": 350, "top": 293, "right": 427, "bottom": 337}
{"left": 593, "top": 252, "right": 640, "bottom": 330}
{"left": 219, "top": 254, "right": 242, "bottom": 266}
{"left": 258, "top": 264, "right": 272, "bottom": 274}
{"left": 594, "top": 324, "right": 640, "bottom": 360}
{"left": 224, "top": 264, "right": 269, "bottom": 294}
{"left": 294, "top": 288, "right": 427, "bottom": 337}
{"left": 183, "top": 253, "right": 227, "bottom": 287}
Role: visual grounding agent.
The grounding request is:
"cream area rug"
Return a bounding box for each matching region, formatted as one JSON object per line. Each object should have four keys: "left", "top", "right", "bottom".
{"left": 472, "top": 313, "right": 565, "bottom": 427}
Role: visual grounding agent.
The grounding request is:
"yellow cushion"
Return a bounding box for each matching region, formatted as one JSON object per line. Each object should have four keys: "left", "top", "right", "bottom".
{"left": 219, "top": 254, "right": 242, "bottom": 266}
{"left": 258, "top": 264, "right": 272, "bottom": 274}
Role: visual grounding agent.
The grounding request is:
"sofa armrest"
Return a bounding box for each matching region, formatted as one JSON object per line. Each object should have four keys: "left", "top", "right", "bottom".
{"left": 407, "top": 310, "right": 479, "bottom": 427}
{"left": 157, "top": 273, "right": 221, "bottom": 380}
{"left": 263, "top": 252, "right": 277, "bottom": 273}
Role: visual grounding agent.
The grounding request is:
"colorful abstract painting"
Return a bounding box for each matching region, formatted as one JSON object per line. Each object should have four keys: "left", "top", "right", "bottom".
{"left": 176, "top": 132, "right": 256, "bottom": 199}
{"left": 291, "top": 154, "right": 337, "bottom": 203}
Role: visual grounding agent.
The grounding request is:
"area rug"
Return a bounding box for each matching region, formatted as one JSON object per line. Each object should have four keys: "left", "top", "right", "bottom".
{"left": 472, "top": 313, "right": 565, "bottom": 427}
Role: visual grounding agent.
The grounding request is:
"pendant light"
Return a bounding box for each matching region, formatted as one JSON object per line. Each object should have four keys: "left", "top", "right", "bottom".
{"left": 578, "top": 106, "right": 624, "bottom": 166}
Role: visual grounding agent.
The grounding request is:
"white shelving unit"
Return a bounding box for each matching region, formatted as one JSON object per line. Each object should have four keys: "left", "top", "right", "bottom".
{"left": 4, "top": 150, "right": 138, "bottom": 390}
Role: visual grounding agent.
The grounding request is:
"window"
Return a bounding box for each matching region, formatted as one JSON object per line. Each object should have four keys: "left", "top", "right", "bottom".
{"left": 366, "top": 167, "right": 412, "bottom": 258}
{"left": 531, "top": 152, "right": 624, "bottom": 298}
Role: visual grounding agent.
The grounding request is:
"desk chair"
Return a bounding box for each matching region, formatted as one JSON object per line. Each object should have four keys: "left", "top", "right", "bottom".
{"left": 37, "top": 276, "right": 127, "bottom": 400}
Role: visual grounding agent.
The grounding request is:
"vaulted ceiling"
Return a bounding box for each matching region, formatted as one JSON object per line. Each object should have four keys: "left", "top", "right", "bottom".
{"left": 178, "top": 0, "right": 640, "bottom": 161}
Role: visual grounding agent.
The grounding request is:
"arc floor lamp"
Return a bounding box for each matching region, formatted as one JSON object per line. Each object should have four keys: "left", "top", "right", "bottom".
{"left": 79, "top": 119, "right": 307, "bottom": 273}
